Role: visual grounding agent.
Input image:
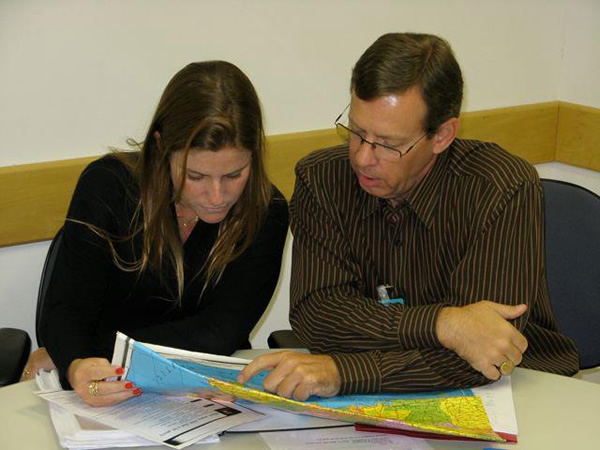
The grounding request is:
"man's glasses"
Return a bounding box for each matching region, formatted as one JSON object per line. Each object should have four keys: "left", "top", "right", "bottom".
{"left": 334, "top": 104, "right": 426, "bottom": 162}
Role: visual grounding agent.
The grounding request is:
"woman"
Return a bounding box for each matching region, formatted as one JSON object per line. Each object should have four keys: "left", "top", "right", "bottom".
{"left": 24, "top": 61, "right": 289, "bottom": 407}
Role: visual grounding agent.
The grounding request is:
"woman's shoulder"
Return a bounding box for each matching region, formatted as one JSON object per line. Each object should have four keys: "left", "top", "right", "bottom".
{"left": 74, "top": 153, "right": 140, "bottom": 203}
{"left": 68, "top": 153, "right": 140, "bottom": 224}
{"left": 245, "top": 184, "right": 288, "bottom": 250}
{"left": 266, "top": 184, "right": 289, "bottom": 224}
{"left": 226, "top": 190, "right": 286, "bottom": 271}
{"left": 80, "top": 152, "right": 137, "bottom": 185}
{"left": 269, "top": 184, "right": 288, "bottom": 205}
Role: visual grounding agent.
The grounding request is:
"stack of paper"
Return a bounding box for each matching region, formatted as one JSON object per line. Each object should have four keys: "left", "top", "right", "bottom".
{"left": 37, "top": 370, "right": 155, "bottom": 448}
{"left": 35, "top": 370, "right": 256, "bottom": 449}
{"left": 35, "top": 344, "right": 353, "bottom": 448}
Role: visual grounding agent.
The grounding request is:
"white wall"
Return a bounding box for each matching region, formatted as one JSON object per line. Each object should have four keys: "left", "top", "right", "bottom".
{"left": 0, "top": 0, "right": 571, "bottom": 167}
{"left": 560, "top": 0, "right": 600, "bottom": 107}
{"left": 1, "top": 0, "right": 598, "bottom": 350}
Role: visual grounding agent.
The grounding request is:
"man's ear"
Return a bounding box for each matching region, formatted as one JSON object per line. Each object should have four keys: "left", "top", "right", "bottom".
{"left": 432, "top": 117, "right": 460, "bottom": 155}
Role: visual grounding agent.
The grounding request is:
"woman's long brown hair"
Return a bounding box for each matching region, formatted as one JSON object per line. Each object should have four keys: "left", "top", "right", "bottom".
{"left": 107, "top": 61, "right": 272, "bottom": 303}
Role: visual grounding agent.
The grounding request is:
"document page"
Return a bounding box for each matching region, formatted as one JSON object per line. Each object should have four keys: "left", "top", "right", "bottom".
{"left": 36, "top": 390, "right": 263, "bottom": 449}
{"left": 227, "top": 401, "right": 352, "bottom": 432}
{"left": 472, "top": 376, "right": 518, "bottom": 439}
{"left": 260, "top": 426, "right": 434, "bottom": 449}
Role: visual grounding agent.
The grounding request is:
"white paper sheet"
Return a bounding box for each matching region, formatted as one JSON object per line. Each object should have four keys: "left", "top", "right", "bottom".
{"left": 36, "top": 373, "right": 262, "bottom": 449}
{"left": 472, "top": 376, "right": 518, "bottom": 437}
{"left": 260, "top": 427, "right": 434, "bottom": 449}
{"left": 36, "top": 369, "right": 220, "bottom": 449}
{"left": 227, "top": 401, "right": 352, "bottom": 432}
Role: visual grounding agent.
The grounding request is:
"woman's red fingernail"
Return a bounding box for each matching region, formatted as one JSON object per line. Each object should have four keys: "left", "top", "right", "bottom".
{"left": 133, "top": 388, "right": 142, "bottom": 395}
{"left": 125, "top": 382, "right": 133, "bottom": 389}
{"left": 115, "top": 367, "right": 124, "bottom": 375}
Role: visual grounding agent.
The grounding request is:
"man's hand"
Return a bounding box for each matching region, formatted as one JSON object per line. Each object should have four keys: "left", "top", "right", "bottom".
{"left": 68, "top": 358, "right": 141, "bottom": 407}
{"left": 21, "top": 347, "right": 56, "bottom": 381}
{"left": 436, "top": 301, "right": 529, "bottom": 380}
{"left": 238, "top": 352, "right": 341, "bottom": 401}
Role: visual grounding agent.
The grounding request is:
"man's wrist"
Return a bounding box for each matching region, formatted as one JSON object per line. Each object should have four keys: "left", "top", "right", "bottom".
{"left": 396, "top": 304, "right": 446, "bottom": 349}
{"left": 436, "top": 306, "right": 458, "bottom": 350}
{"left": 330, "top": 352, "right": 381, "bottom": 395}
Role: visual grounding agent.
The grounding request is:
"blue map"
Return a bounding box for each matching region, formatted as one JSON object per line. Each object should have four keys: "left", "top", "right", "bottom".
{"left": 125, "top": 340, "right": 472, "bottom": 407}
{"left": 125, "top": 341, "right": 268, "bottom": 393}
{"left": 117, "top": 337, "right": 502, "bottom": 443}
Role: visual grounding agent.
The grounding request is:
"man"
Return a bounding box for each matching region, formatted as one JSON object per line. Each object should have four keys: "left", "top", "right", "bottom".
{"left": 239, "top": 33, "right": 579, "bottom": 400}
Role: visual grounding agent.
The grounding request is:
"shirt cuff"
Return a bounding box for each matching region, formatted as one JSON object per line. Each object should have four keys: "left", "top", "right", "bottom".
{"left": 396, "top": 303, "right": 447, "bottom": 349}
{"left": 330, "top": 352, "right": 381, "bottom": 395}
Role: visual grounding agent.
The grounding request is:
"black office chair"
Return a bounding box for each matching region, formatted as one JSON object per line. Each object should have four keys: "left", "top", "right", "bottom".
{"left": 541, "top": 179, "right": 600, "bottom": 370}
{"left": 267, "top": 329, "right": 303, "bottom": 349}
{"left": 0, "top": 228, "right": 63, "bottom": 386}
{"left": 0, "top": 328, "right": 32, "bottom": 387}
{"left": 269, "top": 179, "right": 600, "bottom": 371}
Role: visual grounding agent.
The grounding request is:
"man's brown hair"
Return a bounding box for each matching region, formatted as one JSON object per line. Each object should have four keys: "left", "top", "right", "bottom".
{"left": 352, "top": 33, "right": 463, "bottom": 137}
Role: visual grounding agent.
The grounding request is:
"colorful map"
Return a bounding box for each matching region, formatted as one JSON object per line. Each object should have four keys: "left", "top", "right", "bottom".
{"left": 118, "top": 335, "right": 503, "bottom": 442}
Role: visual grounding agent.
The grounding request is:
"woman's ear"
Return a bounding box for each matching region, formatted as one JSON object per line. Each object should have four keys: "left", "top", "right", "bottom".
{"left": 154, "top": 130, "right": 162, "bottom": 146}
{"left": 432, "top": 117, "right": 460, "bottom": 155}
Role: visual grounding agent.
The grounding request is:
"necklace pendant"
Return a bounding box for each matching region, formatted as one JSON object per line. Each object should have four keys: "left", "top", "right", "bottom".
{"left": 175, "top": 202, "right": 199, "bottom": 228}
{"left": 178, "top": 215, "right": 199, "bottom": 228}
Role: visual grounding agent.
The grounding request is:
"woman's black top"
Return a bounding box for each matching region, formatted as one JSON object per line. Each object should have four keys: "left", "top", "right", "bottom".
{"left": 41, "top": 155, "right": 289, "bottom": 388}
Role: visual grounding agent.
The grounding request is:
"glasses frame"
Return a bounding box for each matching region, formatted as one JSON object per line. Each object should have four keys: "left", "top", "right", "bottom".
{"left": 334, "top": 104, "right": 427, "bottom": 160}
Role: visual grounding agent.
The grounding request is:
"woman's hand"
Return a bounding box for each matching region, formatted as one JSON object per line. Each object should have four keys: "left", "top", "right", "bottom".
{"left": 21, "top": 347, "right": 56, "bottom": 381}
{"left": 67, "top": 358, "right": 142, "bottom": 407}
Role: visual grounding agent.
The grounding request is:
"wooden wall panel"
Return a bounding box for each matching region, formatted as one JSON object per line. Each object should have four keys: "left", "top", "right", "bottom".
{"left": 0, "top": 157, "right": 97, "bottom": 247}
{"left": 0, "top": 133, "right": 344, "bottom": 247}
{"left": 556, "top": 102, "right": 600, "bottom": 171}
{"left": 1, "top": 101, "right": 597, "bottom": 247}
{"left": 266, "top": 129, "right": 343, "bottom": 199}
{"left": 458, "top": 102, "right": 558, "bottom": 164}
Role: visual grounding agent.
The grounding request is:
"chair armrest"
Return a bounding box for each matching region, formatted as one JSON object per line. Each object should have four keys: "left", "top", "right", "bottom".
{"left": 0, "top": 328, "right": 31, "bottom": 387}
{"left": 267, "top": 330, "right": 304, "bottom": 349}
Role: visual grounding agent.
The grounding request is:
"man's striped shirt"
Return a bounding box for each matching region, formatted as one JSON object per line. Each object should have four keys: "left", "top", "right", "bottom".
{"left": 289, "top": 139, "right": 579, "bottom": 394}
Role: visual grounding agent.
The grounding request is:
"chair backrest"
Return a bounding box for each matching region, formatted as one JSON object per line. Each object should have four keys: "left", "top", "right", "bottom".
{"left": 0, "top": 328, "right": 31, "bottom": 386}
{"left": 541, "top": 179, "right": 600, "bottom": 370}
{"left": 35, "top": 227, "right": 64, "bottom": 347}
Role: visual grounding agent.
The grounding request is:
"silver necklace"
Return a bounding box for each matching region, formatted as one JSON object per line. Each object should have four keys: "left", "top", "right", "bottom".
{"left": 175, "top": 202, "right": 199, "bottom": 227}
{"left": 177, "top": 214, "right": 199, "bottom": 227}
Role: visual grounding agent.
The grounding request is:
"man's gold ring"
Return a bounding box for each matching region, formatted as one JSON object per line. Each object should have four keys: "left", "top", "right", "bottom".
{"left": 22, "top": 368, "right": 31, "bottom": 379}
{"left": 499, "top": 360, "right": 515, "bottom": 376}
{"left": 88, "top": 380, "right": 101, "bottom": 397}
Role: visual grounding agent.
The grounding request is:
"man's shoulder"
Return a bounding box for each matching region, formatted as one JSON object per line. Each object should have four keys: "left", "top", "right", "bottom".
{"left": 294, "top": 145, "right": 357, "bottom": 192}
{"left": 293, "top": 144, "right": 361, "bottom": 208}
{"left": 449, "top": 139, "right": 539, "bottom": 192}
{"left": 296, "top": 145, "right": 350, "bottom": 173}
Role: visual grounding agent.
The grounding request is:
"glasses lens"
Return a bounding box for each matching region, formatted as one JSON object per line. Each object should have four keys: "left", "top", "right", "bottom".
{"left": 375, "top": 146, "right": 402, "bottom": 162}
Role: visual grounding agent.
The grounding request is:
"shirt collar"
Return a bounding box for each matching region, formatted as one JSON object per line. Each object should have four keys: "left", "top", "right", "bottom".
{"left": 405, "top": 148, "right": 450, "bottom": 228}
{"left": 358, "top": 145, "right": 453, "bottom": 228}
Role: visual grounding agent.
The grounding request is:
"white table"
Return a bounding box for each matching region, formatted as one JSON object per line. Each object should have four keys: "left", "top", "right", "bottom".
{"left": 1, "top": 349, "right": 598, "bottom": 449}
